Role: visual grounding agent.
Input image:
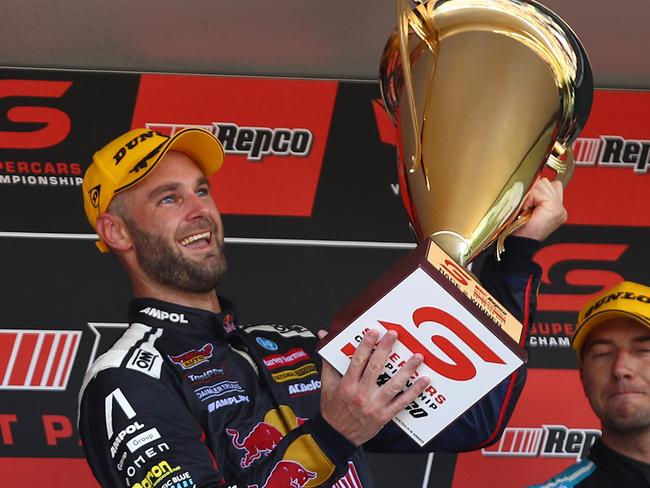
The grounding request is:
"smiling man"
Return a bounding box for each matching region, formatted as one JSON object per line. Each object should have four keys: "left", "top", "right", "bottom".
{"left": 78, "top": 127, "right": 434, "bottom": 488}
{"left": 530, "top": 281, "right": 650, "bottom": 487}
{"left": 78, "top": 127, "right": 566, "bottom": 488}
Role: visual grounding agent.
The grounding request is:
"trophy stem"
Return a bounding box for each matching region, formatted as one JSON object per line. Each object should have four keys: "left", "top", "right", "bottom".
{"left": 429, "top": 231, "right": 471, "bottom": 267}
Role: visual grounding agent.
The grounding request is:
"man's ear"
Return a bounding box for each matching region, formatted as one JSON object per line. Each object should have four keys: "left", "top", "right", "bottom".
{"left": 96, "top": 213, "right": 132, "bottom": 252}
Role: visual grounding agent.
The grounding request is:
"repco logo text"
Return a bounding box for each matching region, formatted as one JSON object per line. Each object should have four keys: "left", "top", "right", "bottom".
{"left": 0, "top": 79, "right": 72, "bottom": 149}
{"left": 574, "top": 135, "right": 650, "bottom": 173}
{"left": 482, "top": 425, "right": 601, "bottom": 461}
{"left": 147, "top": 122, "right": 312, "bottom": 161}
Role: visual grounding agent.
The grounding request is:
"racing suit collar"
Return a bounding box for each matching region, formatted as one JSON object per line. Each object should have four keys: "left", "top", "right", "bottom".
{"left": 128, "top": 295, "right": 238, "bottom": 337}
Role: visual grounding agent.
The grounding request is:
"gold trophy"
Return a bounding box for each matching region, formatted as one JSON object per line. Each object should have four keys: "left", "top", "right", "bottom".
{"left": 319, "top": 0, "right": 593, "bottom": 446}
{"left": 380, "top": 0, "right": 593, "bottom": 267}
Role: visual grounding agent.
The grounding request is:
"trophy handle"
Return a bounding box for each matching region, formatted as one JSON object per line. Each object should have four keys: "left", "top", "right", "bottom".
{"left": 495, "top": 212, "right": 531, "bottom": 260}
{"left": 396, "top": 0, "right": 421, "bottom": 174}
{"left": 546, "top": 143, "right": 576, "bottom": 187}
{"left": 396, "top": 0, "right": 438, "bottom": 182}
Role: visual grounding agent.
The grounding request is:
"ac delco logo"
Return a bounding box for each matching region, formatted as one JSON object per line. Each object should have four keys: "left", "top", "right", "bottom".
{"left": 574, "top": 135, "right": 650, "bottom": 173}
{"left": 0, "top": 79, "right": 72, "bottom": 149}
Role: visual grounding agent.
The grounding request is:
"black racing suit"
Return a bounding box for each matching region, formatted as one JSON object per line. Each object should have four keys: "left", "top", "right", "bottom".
{"left": 529, "top": 438, "right": 650, "bottom": 487}
{"left": 79, "top": 236, "right": 541, "bottom": 488}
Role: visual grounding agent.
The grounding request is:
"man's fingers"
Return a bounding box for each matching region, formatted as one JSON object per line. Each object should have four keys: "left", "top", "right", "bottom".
{"left": 386, "top": 376, "right": 431, "bottom": 419}
{"left": 536, "top": 177, "right": 563, "bottom": 201}
{"left": 378, "top": 353, "right": 424, "bottom": 401}
{"left": 550, "top": 179, "right": 564, "bottom": 201}
{"left": 359, "top": 330, "right": 398, "bottom": 388}
{"left": 344, "top": 329, "right": 380, "bottom": 381}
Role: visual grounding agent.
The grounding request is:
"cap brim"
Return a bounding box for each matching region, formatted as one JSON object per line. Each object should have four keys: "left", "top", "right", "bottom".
{"left": 162, "top": 128, "right": 224, "bottom": 178}
{"left": 572, "top": 310, "right": 650, "bottom": 353}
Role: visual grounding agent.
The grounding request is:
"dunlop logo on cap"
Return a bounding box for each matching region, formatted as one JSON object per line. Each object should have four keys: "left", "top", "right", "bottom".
{"left": 582, "top": 291, "right": 650, "bottom": 320}
{"left": 112, "top": 130, "right": 158, "bottom": 165}
{"left": 89, "top": 184, "right": 101, "bottom": 209}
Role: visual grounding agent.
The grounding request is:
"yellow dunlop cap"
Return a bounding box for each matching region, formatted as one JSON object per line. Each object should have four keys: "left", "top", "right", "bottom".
{"left": 82, "top": 127, "right": 224, "bottom": 252}
{"left": 572, "top": 280, "right": 650, "bottom": 356}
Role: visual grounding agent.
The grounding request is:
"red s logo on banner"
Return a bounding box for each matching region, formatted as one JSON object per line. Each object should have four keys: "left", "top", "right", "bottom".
{"left": 0, "top": 80, "right": 72, "bottom": 149}
{"left": 534, "top": 243, "right": 627, "bottom": 312}
{"left": 380, "top": 307, "right": 505, "bottom": 381}
{"left": 340, "top": 307, "right": 506, "bottom": 381}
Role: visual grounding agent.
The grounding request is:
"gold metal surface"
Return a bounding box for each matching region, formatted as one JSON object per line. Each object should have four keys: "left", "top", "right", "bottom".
{"left": 380, "top": 0, "right": 593, "bottom": 265}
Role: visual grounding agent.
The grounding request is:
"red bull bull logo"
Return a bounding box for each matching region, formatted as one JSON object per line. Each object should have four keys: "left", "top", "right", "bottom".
{"left": 167, "top": 343, "right": 214, "bottom": 370}
{"left": 226, "top": 423, "right": 284, "bottom": 468}
{"left": 250, "top": 460, "right": 317, "bottom": 488}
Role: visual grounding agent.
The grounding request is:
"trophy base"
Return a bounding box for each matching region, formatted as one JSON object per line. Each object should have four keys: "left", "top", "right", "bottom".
{"left": 318, "top": 238, "right": 527, "bottom": 446}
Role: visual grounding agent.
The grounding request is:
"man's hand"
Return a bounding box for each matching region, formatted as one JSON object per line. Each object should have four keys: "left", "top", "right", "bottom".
{"left": 512, "top": 177, "right": 567, "bottom": 241}
{"left": 318, "top": 329, "right": 430, "bottom": 446}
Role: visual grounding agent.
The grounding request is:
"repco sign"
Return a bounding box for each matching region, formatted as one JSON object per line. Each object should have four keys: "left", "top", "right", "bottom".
{"left": 130, "top": 74, "right": 338, "bottom": 217}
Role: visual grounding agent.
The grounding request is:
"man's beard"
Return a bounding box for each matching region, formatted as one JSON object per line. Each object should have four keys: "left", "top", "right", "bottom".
{"left": 126, "top": 220, "right": 227, "bottom": 293}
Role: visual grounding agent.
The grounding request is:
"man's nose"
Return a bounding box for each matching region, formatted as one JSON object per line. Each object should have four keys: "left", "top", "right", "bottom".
{"left": 611, "top": 350, "right": 635, "bottom": 380}
{"left": 186, "top": 193, "right": 212, "bottom": 220}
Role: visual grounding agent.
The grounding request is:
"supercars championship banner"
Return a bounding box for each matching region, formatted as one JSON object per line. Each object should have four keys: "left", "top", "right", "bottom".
{"left": 0, "top": 68, "right": 648, "bottom": 487}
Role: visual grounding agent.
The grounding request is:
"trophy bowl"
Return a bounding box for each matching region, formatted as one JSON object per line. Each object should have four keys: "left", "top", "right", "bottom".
{"left": 380, "top": 0, "right": 593, "bottom": 265}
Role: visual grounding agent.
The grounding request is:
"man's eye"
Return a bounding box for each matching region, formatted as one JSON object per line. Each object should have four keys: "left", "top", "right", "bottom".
{"left": 589, "top": 348, "right": 612, "bottom": 359}
{"left": 592, "top": 352, "right": 611, "bottom": 358}
{"left": 160, "top": 195, "right": 176, "bottom": 204}
{"left": 197, "top": 188, "right": 209, "bottom": 197}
